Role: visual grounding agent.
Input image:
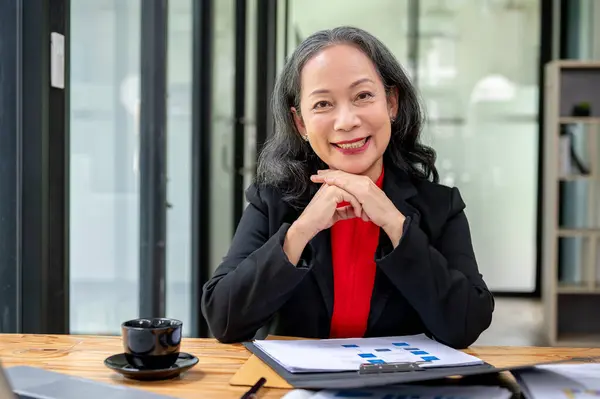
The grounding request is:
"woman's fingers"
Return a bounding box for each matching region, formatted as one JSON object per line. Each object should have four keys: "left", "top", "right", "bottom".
{"left": 336, "top": 206, "right": 352, "bottom": 221}
{"left": 325, "top": 186, "right": 362, "bottom": 219}
{"left": 329, "top": 187, "right": 358, "bottom": 217}
{"left": 342, "top": 190, "right": 363, "bottom": 219}
{"left": 361, "top": 210, "right": 370, "bottom": 222}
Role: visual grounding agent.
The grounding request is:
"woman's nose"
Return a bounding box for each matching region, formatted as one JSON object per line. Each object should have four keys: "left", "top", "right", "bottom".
{"left": 333, "top": 105, "right": 361, "bottom": 132}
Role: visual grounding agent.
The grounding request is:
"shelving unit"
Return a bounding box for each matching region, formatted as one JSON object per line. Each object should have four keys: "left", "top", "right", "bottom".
{"left": 543, "top": 60, "right": 600, "bottom": 347}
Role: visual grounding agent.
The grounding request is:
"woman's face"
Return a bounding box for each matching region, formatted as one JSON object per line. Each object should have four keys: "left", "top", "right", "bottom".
{"left": 292, "top": 43, "right": 397, "bottom": 181}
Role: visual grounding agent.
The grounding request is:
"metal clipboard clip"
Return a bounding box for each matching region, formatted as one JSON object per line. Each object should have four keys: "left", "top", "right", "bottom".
{"left": 358, "top": 361, "right": 429, "bottom": 375}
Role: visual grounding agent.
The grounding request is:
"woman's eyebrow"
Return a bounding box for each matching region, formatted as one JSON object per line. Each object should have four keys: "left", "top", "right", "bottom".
{"left": 308, "top": 77, "right": 375, "bottom": 97}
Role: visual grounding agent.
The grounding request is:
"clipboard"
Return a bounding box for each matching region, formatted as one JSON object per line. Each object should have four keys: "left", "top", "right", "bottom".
{"left": 235, "top": 341, "right": 600, "bottom": 390}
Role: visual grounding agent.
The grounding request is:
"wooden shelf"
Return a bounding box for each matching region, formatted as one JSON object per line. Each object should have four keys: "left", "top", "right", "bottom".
{"left": 557, "top": 285, "right": 600, "bottom": 294}
{"left": 543, "top": 60, "right": 600, "bottom": 347}
{"left": 552, "top": 60, "right": 600, "bottom": 69}
{"left": 555, "top": 333, "right": 600, "bottom": 347}
{"left": 559, "top": 117, "right": 600, "bottom": 124}
{"left": 557, "top": 229, "right": 600, "bottom": 237}
{"left": 558, "top": 174, "right": 596, "bottom": 181}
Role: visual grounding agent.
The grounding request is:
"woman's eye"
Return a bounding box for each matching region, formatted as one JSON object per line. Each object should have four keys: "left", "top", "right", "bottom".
{"left": 313, "top": 101, "right": 330, "bottom": 109}
{"left": 356, "top": 92, "right": 374, "bottom": 101}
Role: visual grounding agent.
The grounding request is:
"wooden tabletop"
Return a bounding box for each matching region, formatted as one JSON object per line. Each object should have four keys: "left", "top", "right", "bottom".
{"left": 1, "top": 334, "right": 599, "bottom": 398}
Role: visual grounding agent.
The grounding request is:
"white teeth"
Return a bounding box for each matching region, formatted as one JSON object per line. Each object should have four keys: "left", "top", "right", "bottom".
{"left": 337, "top": 138, "right": 367, "bottom": 149}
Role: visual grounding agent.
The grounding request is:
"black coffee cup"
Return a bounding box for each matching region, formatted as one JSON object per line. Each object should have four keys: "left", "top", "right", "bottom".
{"left": 121, "top": 318, "right": 183, "bottom": 370}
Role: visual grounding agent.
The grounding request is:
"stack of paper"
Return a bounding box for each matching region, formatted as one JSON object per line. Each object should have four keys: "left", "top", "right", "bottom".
{"left": 513, "top": 363, "right": 600, "bottom": 398}
{"left": 253, "top": 334, "right": 484, "bottom": 373}
{"left": 282, "top": 385, "right": 512, "bottom": 399}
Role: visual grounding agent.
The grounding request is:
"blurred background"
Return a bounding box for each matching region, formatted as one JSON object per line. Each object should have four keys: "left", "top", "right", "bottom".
{"left": 0, "top": 0, "right": 599, "bottom": 346}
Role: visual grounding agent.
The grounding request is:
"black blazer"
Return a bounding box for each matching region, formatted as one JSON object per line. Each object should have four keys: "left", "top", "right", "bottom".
{"left": 201, "top": 165, "right": 494, "bottom": 349}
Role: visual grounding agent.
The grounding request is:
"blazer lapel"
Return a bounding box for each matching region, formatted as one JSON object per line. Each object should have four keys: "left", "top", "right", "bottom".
{"left": 309, "top": 229, "right": 334, "bottom": 319}
{"left": 368, "top": 166, "right": 420, "bottom": 331}
{"left": 382, "top": 167, "right": 420, "bottom": 224}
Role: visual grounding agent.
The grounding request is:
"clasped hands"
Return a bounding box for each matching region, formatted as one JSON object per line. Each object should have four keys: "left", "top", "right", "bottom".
{"left": 292, "top": 169, "right": 406, "bottom": 247}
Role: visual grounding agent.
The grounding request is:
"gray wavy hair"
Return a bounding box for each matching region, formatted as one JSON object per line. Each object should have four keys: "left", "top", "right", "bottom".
{"left": 256, "top": 26, "right": 438, "bottom": 208}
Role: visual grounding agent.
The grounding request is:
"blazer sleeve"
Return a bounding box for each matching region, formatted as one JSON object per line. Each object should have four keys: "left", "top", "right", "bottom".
{"left": 201, "top": 184, "right": 312, "bottom": 343}
{"left": 376, "top": 186, "right": 494, "bottom": 349}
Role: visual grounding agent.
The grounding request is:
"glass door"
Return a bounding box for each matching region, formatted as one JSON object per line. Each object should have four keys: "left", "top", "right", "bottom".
{"left": 69, "top": 0, "right": 142, "bottom": 334}
{"left": 417, "top": 0, "right": 540, "bottom": 293}
{"left": 68, "top": 0, "right": 201, "bottom": 336}
{"left": 69, "top": 0, "right": 247, "bottom": 337}
{"left": 209, "top": 0, "right": 236, "bottom": 279}
{"left": 165, "top": 0, "right": 194, "bottom": 334}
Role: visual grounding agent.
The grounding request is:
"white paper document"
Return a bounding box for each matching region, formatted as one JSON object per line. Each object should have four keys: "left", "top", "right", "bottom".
{"left": 514, "top": 364, "right": 600, "bottom": 398}
{"left": 282, "top": 385, "right": 512, "bottom": 399}
{"left": 253, "top": 334, "right": 484, "bottom": 373}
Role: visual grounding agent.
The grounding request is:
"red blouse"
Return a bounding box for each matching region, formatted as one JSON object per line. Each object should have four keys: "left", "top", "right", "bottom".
{"left": 329, "top": 169, "right": 384, "bottom": 338}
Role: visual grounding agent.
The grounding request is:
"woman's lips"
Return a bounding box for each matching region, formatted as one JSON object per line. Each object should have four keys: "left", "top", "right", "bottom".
{"left": 332, "top": 136, "right": 371, "bottom": 154}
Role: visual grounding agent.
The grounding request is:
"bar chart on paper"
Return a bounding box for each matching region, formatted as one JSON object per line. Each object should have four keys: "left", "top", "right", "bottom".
{"left": 252, "top": 334, "right": 483, "bottom": 373}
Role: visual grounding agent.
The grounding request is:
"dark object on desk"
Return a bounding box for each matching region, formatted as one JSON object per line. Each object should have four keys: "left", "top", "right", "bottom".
{"left": 241, "top": 377, "right": 266, "bottom": 399}
{"left": 104, "top": 352, "right": 198, "bottom": 381}
{"left": 121, "top": 317, "right": 183, "bottom": 370}
{"left": 244, "top": 341, "right": 600, "bottom": 390}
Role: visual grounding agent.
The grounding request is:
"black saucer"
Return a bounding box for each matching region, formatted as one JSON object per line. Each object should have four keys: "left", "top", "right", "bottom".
{"left": 104, "top": 352, "right": 199, "bottom": 381}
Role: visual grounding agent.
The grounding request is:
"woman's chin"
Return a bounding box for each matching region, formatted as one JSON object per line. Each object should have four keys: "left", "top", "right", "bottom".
{"left": 329, "top": 158, "right": 382, "bottom": 176}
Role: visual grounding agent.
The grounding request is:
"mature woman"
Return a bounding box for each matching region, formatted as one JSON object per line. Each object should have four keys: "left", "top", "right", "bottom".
{"left": 201, "top": 26, "right": 494, "bottom": 349}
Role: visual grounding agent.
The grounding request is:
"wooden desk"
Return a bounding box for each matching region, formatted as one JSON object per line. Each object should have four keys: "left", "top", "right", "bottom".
{"left": 0, "top": 334, "right": 599, "bottom": 398}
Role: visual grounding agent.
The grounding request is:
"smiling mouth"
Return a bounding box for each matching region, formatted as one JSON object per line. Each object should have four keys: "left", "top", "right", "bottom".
{"left": 333, "top": 137, "right": 370, "bottom": 149}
